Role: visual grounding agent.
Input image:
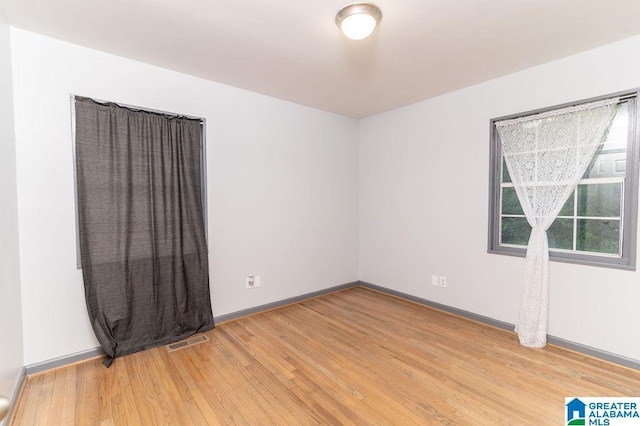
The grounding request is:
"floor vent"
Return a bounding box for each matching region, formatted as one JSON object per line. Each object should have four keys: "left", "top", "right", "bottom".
{"left": 166, "top": 334, "right": 210, "bottom": 352}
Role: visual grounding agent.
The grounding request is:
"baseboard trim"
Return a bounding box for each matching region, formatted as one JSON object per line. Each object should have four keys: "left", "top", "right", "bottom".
{"left": 546, "top": 335, "right": 640, "bottom": 371}
{"left": 24, "top": 281, "right": 361, "bottom": 376}
{"left": 23, "top": 279, "right": 639, "bottom": 377}
{"left": 25, "top": 347, "right": 106, "bottom": 376}
{"left": 3, "top": 367, "right": 25, "bottom": 426}
{"left": 215, "top": 281, "right": 360, "bottom": 323}
{"left": 358, "top": 281, "right": 515, "bottom": 332}
{"left": 358, "top": 280, "right": 640, "bottom": 371}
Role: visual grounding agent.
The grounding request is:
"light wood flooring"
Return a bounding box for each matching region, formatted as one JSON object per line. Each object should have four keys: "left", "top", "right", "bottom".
{"left": 10, "top": 287, "right": 640, "bottom": 425}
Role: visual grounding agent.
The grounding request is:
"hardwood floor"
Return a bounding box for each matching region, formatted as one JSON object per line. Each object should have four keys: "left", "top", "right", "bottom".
{"left": 10, "top": 287, "right": 640, "bottom": 425}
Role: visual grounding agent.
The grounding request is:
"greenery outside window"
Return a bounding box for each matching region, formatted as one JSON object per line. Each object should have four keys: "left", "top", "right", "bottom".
{"left": 488, "top": 91, "right": 640, "bottom": 270}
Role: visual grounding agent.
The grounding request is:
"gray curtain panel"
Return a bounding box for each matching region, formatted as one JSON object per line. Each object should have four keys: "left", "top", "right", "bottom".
{"left": 75, "top": 97, "right": 214, "bottom": 366}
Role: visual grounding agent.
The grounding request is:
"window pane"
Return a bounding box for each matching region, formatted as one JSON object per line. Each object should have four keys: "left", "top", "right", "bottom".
{"left": 557, "top": 191, "right": 574, "bottom": 217}
{"left": 583, "top": 148, "right": 626, "bottom": 178}
{"left": 576, "top": 219, "right": 620, "bottom": 254}
{"left": 583, "top": 103, "right": 628, "bottom": 179}
{"left": 548, "top": 219, "right": 573, "bottom": 250}
{"left": 501, "top": 217, "right": 531, "bottom": 246}
{"left": 577, "top": 183, "right": 621, "bottom": 217}
{"left": 502, "top": 187, "right": 523, "bottom": 215}
{"left": 502, "top": 158, "right": 512, "bottom": 183}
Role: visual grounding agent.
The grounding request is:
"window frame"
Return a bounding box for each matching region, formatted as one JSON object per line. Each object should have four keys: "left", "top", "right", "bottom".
{"left": 71, "top": 95, "right": 208, "bottom": 269}
{"left": 488, "top": 89, "right": 640, "bottom": 270}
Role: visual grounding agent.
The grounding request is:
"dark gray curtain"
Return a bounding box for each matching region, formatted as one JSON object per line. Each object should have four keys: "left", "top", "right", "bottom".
{"left": 75, "top": 96, "right": 214, "bottom": 366}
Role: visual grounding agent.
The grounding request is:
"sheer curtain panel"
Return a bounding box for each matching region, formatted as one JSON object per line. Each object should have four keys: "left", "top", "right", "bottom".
{"left": 75, "top": 97, "right": 214, "bottom": 366}
{"left": 495, "top": 98, "right": 619, "bottom": 348}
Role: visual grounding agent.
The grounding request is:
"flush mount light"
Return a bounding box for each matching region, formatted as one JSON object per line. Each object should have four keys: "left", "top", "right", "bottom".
{"left": 335, "top": 3, "right": 382, "bottom": 40}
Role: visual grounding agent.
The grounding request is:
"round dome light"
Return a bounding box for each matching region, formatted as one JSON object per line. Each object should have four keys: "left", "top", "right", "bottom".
{"left": 336, "top": 3, "right": 382, "bottom": 40}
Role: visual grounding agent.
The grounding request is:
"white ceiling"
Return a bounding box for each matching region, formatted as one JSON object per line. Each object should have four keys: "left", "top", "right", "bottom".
{"left": 2, "top": 0, "right": 640, "bottom": 118}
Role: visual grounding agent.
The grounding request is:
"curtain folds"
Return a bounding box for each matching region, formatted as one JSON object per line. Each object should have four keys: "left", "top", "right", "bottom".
{"left": 496, "top": 98, "right": 619, "bottom": 348}
{"left": 75, "top": 97, "right": 214, "bottom": 366}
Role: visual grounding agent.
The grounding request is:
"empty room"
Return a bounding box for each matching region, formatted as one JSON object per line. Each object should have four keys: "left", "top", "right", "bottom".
{"left": 1, "top": 0, "right": 640, "bottom": 424}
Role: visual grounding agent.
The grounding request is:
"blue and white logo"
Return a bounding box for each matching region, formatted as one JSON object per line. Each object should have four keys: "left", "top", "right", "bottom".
{"left": 567, "top": 398, "right": 587, "bottom": 425}
{"left": 566, "top": 397, "right": 640, "bottom": 425}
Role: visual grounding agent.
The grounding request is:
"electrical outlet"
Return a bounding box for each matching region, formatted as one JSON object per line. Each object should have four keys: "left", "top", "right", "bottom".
{"left": 439, "top": 276, "right": 447, "bottom": 288}
{"left": 246, "top": 275, "right": 255, "bottom": 288}
{"left": 431, "top": 275, "right": 439, "bottom": 287}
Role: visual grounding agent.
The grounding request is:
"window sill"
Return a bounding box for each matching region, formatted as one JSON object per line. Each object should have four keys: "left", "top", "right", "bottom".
{"left": 487, "top": 246, "right": 636, "bottom": 271}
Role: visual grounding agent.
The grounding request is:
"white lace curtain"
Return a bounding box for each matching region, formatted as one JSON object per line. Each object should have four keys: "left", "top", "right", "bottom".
{"left": 496, "top": 98, "right": 619, "bottom": 348}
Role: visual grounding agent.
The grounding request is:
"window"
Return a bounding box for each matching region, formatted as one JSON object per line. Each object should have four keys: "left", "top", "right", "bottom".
{"left": 71, "top": 95, "right": 208, "bottom": 269}
{"left": 488, "top": 90, "right": 640, "bottom": 270}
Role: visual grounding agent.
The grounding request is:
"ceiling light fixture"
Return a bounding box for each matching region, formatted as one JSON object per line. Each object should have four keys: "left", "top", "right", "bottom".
{"left": 335, "top": 3, "right": 382, "bottom": 41}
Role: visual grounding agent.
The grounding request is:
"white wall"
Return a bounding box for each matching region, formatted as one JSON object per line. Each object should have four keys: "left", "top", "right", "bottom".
{"left": 0, "top": 7, "right": 23, "bottom": 417}
{"left": 11, "top": 29, "right": 359, "bottom": 365}
{"left": 359, "top": 35, "right": 640, "bottom": 362}
{"left": 11, "top": 24, "right": 640, "bottom": 367}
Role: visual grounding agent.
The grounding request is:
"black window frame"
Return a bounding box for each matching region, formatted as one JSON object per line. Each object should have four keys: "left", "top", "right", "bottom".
{"left": 488, "top": 89, "right": 640, "bottom": 271}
